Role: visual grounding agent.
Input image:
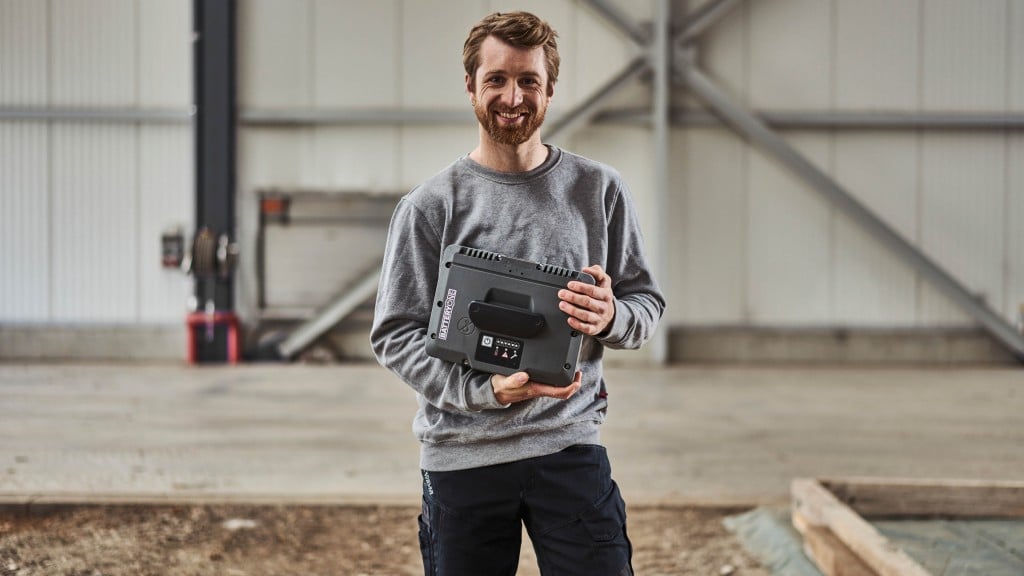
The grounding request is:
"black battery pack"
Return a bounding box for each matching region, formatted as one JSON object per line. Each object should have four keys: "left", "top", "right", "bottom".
{"left": 425, "top": 245, "right": 595, "bottom": 387}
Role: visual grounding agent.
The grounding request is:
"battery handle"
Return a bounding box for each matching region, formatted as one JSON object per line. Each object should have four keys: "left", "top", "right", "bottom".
{"left": 468, "top": 301, "right": 545, "bottom": 338}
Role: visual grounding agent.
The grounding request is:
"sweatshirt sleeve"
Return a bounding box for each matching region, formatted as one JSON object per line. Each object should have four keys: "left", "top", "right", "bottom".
{"left": 597, "top": 182, "right": 667, "bottom": 350}
{"left": 370, "top": 197, "right": 509, "bottom": 412}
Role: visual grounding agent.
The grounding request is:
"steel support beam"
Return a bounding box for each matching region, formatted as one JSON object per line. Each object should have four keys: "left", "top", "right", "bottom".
{"left": 677, "top": 62, "right": 1024, "bottom": 360}
{"left": 240, "top": 108, "right": 472, "bottom": 127}
{"left": 649, "top": 0, "right": 671, "bottom": 364}
{"left": 541, "top": 55, "right": 650, "bottom": 145}
{"left": 733, "top": 110, "right": 1024, "bottom": 130}
{"left": 0, "top": 107, "right": 192, "bottom": 123}
{"left": 276, "top": 269, "right": 381, "bottom": 360}
{"left": 680, "top": 110, "right": 1024, "bottom": 130}
{"left": 194, "top": 0, "right": 237, "bottom": 314}
{"left": 238, "top": 106, "right": 1024, "bottom": 131}
{"left": 592, "top": 107, "right": 1024, "bottom": 129}
{"left": 579, "top": 0, "right": 649, "bottom": 46}
{"left": 676, "top": 0, "right": 745, "bottom": 45}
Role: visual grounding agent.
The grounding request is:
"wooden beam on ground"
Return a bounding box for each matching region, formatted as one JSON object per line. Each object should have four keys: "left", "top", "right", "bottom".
{"left": 792, "top": 478, "right": 932, "bottom": 576}
{"left": 820, "top": 477, "right": 1024, "bottom": 519}
{"left": 792, "top": 510, "right": 877, "bottom": 576}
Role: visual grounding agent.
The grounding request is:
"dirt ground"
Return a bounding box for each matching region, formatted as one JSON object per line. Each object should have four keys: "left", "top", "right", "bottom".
{"left": 0, "top": 503, "right": 769, "bottom": 576}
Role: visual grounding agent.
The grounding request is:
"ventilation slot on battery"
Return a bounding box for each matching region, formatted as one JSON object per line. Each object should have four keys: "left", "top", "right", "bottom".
{"left": 459, "top": 247, "right": 502, "bottom": 261}
{"left": 539, "top": 264, "right": 574, "bottom": 278}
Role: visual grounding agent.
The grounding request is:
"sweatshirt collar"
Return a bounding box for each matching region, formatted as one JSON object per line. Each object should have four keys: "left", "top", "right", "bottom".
{"left": 461, "top": 145, "right": 562, "bottom": 184}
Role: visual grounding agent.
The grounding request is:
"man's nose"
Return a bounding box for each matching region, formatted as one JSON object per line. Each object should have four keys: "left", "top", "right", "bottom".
{"left": 501, "top": 83, "right": 523, "bottom": 107}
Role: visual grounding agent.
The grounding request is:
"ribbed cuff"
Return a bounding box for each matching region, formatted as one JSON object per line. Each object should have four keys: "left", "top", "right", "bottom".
{"left": 464, "top": 372, "right": 511, "bottom": 411}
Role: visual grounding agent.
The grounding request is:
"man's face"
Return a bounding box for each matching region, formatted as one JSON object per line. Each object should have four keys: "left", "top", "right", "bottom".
{"left": 467, "top": 36, "right": 553, "bottom": 147}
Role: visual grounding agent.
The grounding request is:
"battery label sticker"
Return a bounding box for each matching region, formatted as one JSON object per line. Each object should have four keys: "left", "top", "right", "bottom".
{"left": 438, "top": 288, "right": 457, "bottom": 340}
{"left": 475, "top": 333, "right": 523, "bottom": 370}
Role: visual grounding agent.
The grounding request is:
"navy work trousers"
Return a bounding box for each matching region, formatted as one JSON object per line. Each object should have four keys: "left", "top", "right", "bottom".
{"left": 417, "top": 444, "right": 633, "bottom": 576}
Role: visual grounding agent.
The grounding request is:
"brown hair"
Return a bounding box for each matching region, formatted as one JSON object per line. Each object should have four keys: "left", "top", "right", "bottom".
{"left": 463, "top": 11, "right": 560, "bottom": 89}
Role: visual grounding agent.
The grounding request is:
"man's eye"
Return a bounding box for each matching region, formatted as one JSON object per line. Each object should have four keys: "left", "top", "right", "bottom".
{"left": 487, "top": 77, "right": 504, "bottom": 85}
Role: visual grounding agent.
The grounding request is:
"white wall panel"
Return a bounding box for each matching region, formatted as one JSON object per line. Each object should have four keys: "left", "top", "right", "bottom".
{"left": 0, "top": 122, "right": 49, "bottom": 321}
{"left": 51, "top": 124, "right": 138, "bottom": 322}
{"left": 238, "top": 128, "right": 314, "bottom": 189}
{"left": 919, "top": 133, "right": 1005, "bottom": 325}
{"left": 139, "top": 126, "right": 193, "bottom": 322}
{"left": 748, "top": 133, "right": 832, "bottom": 323}
{"left": 922, "top": 0, "right": 1008, "bottom": 111}
{"left": 1007, "top": 134, "right": 1024, "bottom": 321}
{"left": 749, "top": 0, "right": 832, "bottom": 110}
{"left": 0, "top": 0, "right": 47, "bottom": 105}
{"left": 401, "top": 0, "right": 486, "bottom": 109}
{"left": 314, "top": 0, "right": 399, "bottom": 108}
{"left": 833, "top": 133, "right": 918, "bottom": 325}
{"left": 312, "top": 127, "right": 401, "bottom": 192}
{"left": 835, "top": 0, "right": 918, "bottom": 110}
{"left": 570, "top": 125, "right": 657, "bottom": 248}
{"left": 51, "top": 0, "right": 135, "bottom": 107}
{"left": 1012, "top": 0, "right": 1024, "bottom": 111}
{"left": 574, "top": 2, "right": 633, "bottom": 109}
{"left": 675, "top": 128, "right": 747, "bottom": 324}
{"left": 238, "top": 0, "right": 312, "bottom": 108}
{"left": 399, "top": 126, "right": 477, "bottom": 190}
{"left": 569, "top": 125, "right": 658, "bottom": 365}
{"left": 139, "top": 0, "right": 192, "bottom": 108}
{"left": 697, "top": 0, "right": 747, "bottom": 105}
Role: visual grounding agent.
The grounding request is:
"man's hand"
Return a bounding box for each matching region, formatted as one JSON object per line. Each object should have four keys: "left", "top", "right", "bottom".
{"left": 558, "top": 264, "right": 615, "bottom": 336}
{"left": 491, "top": 371, "right": 582, "bottom": 405}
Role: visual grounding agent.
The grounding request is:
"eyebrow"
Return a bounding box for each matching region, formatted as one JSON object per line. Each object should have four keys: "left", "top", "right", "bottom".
{"left": 483, "top": 69, "right": 542, "bottom": 79}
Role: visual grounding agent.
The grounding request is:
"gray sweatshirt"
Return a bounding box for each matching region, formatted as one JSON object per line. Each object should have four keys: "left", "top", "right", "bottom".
{"left": 370, "top": 145, "right": 665, "bottom": 472}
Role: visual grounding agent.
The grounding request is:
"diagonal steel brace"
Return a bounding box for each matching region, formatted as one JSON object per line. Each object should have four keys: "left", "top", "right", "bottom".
{"left": 676, "top": 61, "right": 1024, "bottom": 360}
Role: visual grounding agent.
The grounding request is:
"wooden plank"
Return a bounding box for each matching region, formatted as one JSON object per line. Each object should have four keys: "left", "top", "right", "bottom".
{"left": 822, "top": 477, "right": 1024, "bottom": 519}
{"left": 792, "top": 510, "right": 878, "bottom": 576}
{"left": 792, "top": 478, "right": 933, "bottom": 576}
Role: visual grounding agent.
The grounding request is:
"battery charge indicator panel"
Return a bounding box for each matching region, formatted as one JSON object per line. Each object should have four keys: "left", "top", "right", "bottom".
{"left": 475, "top": 333, "right": 523, "bottom": 370}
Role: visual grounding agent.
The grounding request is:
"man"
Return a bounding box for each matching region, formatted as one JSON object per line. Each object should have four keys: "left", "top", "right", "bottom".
{"left": 370, "top": 11, "right": 665, "bottom": 575}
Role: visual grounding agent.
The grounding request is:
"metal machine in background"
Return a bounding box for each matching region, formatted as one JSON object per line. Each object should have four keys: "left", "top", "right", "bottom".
{"left": 185, "top": 227, "right": 240, "bottom": 363}
{"left": 250, "top": 190, "right": 400, "bottom": 362}
{"left": 191, "top": 0, "right": 238, "bottom": 363}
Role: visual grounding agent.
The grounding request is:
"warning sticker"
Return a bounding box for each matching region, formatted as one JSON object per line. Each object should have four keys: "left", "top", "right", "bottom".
{"left": 475, "top": 333, "right": 522, "bottom": 370}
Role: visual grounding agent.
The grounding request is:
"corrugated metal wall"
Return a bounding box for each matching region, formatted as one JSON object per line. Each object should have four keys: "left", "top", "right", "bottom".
{"left": 235, "top": 0, "right": 1023, "bottom": 336}
{"left": 675, "top": 0, "right": 1023, "bottom": 328}
{"left": 2, "top": 0, "right": 1022, "bottom": 355}
{"left": 0, "top": 0, "right": 193, "bottom": 325}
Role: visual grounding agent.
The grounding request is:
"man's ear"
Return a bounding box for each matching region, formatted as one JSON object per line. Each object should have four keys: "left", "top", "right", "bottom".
{"left": 547, "top": 81, "right": 556, "bottom": 99}
{"left": 465, "top": 73, "right": 475, "bottom": 98}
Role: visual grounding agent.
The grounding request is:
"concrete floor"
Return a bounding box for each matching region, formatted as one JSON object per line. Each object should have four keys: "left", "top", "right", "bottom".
{"left": 0, "top": 363, "right": 1021, "bottom": 506}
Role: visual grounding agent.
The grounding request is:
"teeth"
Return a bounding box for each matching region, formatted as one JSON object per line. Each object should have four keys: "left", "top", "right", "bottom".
{"left": 498, "top": 112, "right": 523, "bottom": 119}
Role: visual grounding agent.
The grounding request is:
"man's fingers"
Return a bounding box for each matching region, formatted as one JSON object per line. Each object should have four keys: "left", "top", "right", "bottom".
{"left": 493, "top": 371, "right": 582, "bottom": 403}
{"left": 566, "top": 316, "right": 600, "bottom": 336}
{"left": 558, "top": 289, "right": 610, "bottom": 315}
{"left": 559, "top": 297, "right": 609, "bottom": 324}
{"left": 530, "top": 377, "right": 581, "bottom": 400}
{"left": 581, "top": 265, "right": 612, "bottom": 288}
{"left": 564, "top": 282, "right": 607, "bottom": 300}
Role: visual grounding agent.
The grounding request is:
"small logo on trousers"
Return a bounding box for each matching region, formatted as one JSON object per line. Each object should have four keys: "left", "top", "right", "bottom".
{"left": 423, "top": 471, "right": 434, "bottom": 496}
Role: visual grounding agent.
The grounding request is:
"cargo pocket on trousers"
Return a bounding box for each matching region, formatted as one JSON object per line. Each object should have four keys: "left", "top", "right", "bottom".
{"left": 417, "top": 499, "right": 436, "bottom": 575}
{"left": 581, "top": 482, "right": 627, "bottom": 542}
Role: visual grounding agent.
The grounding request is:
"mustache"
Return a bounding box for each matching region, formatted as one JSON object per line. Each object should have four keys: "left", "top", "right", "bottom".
{"left": 490, "top": 105, "right": 532, "bottom": 114}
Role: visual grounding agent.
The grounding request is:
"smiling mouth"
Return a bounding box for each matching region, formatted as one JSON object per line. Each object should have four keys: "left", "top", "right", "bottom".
{"left": 497, "top": 110, "right": 527, "bottom": 121}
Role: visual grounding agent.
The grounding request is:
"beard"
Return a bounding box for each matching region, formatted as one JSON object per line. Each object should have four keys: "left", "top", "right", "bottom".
{"left": 473, "top": 98, "right": 547, "bottom": 146}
